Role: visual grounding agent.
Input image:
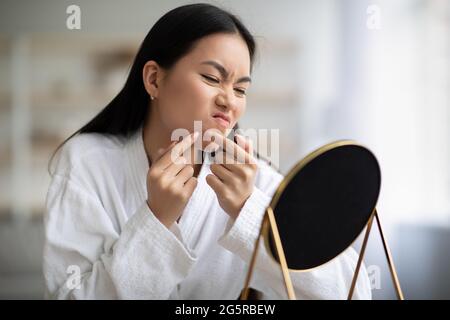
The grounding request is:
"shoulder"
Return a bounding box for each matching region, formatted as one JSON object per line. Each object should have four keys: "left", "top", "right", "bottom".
{"left": 50, "top": 132, "right": 128, "bottom": 182}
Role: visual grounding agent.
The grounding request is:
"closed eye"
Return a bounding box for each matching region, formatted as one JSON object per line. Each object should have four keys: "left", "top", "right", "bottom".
{"left": 234, "top": 88, "right": 246, "bottom": 96}
{"left": 201, "top": 74, "right": 220, "bottom": 83}
{"left": 201, "top": 74, "right": 247, "bottom": 97}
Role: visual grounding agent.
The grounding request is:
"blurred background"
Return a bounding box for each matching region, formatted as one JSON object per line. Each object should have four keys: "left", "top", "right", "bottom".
{"left": 0, "top": 0, "right": 449, "bottom": 299}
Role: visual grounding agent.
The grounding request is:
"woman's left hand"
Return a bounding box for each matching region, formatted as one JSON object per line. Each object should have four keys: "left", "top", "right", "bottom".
{"left": 206, "top": 133, "right": 258, "bottom": 220}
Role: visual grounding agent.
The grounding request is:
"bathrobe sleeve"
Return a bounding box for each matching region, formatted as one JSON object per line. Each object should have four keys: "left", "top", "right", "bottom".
{"left": 43, "top": 174, "right": 197, "bottom": 299}
{"left": 217, "top": 162, "right": 372, "bottom": 300}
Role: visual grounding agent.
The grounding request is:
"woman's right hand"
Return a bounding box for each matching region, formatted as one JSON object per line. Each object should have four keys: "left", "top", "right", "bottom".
{"left": 146, "top": 132, "right": 199, "bottom": 228}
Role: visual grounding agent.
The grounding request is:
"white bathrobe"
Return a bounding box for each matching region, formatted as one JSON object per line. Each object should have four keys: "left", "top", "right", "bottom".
{"left": 43, "top": 127, "right": 372, "bottom": 300}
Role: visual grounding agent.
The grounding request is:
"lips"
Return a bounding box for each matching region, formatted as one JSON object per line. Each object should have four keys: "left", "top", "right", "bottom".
{"left": 212, "top": 112, "right": 231, "bottom": 128}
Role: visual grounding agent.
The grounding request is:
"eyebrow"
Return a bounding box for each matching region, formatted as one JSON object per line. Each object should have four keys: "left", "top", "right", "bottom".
{"left": 200, "top": 60, "right": 252, "bottom": 84}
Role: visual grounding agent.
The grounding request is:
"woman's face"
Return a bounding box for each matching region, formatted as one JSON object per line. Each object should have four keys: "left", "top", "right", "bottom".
{"left": 154, "top": 33, "right": 251, "bottom": 143}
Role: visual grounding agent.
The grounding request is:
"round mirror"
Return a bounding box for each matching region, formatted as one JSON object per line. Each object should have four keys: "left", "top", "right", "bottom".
{"left": 263, "top": 141, "right": 381, "bottom": 271}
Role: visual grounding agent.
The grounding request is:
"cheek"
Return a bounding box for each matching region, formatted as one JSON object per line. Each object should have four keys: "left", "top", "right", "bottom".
{"left": 233, "top": 101, "right": 246, "bottom": 125}
{"left": 237, "top": 101, "right": 246, "bottom": 117}
{"left": 160, "top": 75, "right": 212, "bottom": 129}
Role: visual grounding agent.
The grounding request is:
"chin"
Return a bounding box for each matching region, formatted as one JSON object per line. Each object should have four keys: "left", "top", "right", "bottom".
{"left": 195, "top": 122, "right": 227, "bottom": 151}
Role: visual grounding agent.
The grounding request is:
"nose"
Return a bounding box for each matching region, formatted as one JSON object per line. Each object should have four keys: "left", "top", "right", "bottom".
{"left": 215, "top": 88, "right": 238, "bottom": 112}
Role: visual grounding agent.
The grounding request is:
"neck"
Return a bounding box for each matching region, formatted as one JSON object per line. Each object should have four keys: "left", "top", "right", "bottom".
{"left": 142, "top": 104, "right": 202, "bottom": 177}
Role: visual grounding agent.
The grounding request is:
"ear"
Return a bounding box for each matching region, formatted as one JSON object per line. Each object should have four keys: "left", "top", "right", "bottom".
{"left": 143, "top": 60, "right": 164, "bottom": 99}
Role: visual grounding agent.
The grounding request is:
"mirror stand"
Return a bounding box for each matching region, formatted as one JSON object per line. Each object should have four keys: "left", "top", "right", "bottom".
{"left": 240, "top": 207, "right": 404, "bottom": 300}
{"left": 348, "top": 208, "right": 404, "bottom": 300}
{"left": 240, "top": 205, "right": 296, "bottom": 300}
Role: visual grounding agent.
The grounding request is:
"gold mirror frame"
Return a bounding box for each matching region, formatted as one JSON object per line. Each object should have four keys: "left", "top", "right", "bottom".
{"left": 240, "top": 140, "right": 404, "bottom": 300}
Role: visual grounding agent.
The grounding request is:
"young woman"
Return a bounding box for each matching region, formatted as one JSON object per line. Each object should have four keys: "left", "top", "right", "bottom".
{"left": 43, "top": 3, "right": 371, "bottom": 299}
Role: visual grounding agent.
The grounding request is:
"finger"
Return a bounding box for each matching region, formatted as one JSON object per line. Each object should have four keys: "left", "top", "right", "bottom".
{"left": 204, "top": 130, "right": 236, "bottom": 157}
{"left": 210, "top": 163, "right": 233, "bottom": 183}
{"left": 183, "top": 177, "right": 198, "bottom": 194}
{"left": 213, "top": 149, "right": 238, "bottom": 166}
{"left": 173, "top": 165, "right": 195, "bottom": 186}
{"left": 202, "top": 132, "right": 221, "bottom": 155}
{"left": 235, "top": 134, "right": 252, "bottom": 154}
{"left": 235, "top": 134, "right": 256, "bottom": 164}
{"left": 212, "top": 148, "right": 228, "bottom": 164}
{"left": 169, "top": 131, "right": 200, "bottom": 164}
{"left": 205, "top": 173, "right": 225, "bottom": 194}
{"left": 211, "top": 132, "right": 251, "bottom": 164}
{"left": 155, "top": 141, "right": 177, "bottom": 163}
{"left": 163, "top": 157, "right": 188, "bottom": 177}
{"left": 158, "top": 132, "right": 199, "bottom": 169}
{"left": 149, "top": 141, "right": 176, "bottom": 168}
{"left": 214, "top": 150, "right": 249, "bottom": 177}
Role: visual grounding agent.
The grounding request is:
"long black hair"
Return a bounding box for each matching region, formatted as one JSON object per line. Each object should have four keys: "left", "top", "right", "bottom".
{"left": 49, "top": 3, "right": 262, "bottom": 172}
